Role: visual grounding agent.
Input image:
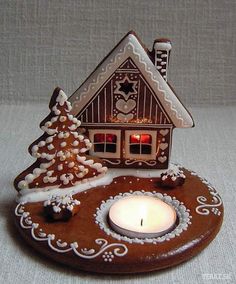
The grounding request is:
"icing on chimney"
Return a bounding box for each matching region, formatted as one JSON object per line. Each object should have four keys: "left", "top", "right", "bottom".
{"left": 152, "top": 39, "right": 172, "bottom": 81}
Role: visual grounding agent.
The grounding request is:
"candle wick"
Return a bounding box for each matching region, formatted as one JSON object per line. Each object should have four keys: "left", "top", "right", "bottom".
{"left": 141, "top": 218, "right": 143, "bottom": 226}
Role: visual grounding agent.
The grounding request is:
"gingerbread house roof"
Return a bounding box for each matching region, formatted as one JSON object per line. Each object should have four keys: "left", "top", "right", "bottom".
{"left": 69, "top": 31, "right": 194, "bottom": 128}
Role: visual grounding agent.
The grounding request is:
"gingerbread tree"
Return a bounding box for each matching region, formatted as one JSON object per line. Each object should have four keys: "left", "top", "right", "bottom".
{"left": 14, "top": 87, "right": 107, "bottom": 191}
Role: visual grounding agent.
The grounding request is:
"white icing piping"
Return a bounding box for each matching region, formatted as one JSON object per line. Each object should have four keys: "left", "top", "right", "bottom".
{"left": 102, "top": 159, "right": 121, "bottom": 165}
{"left": 56, "top": 90, "right": 72, "bottom": 111}
{"left": 16, "top": 163, "right": 180, "bottom": 203}
{"left": 15, "top": 202, "right": 128, "bottom": 262}
{"left": 17, "top": 90, "right": 107, "bottom": 193}
{"left": 95, "top": 191, "right": 192, "bottom": 244}
{"left": 154, "top": 42, "right": 172, "bottom": 51}
{"left": 18, "top": 160, "right": 55, "bottom": 190}
{"left": 161, "top": 166, "right": 186, "bottom": 181}
{"left": 125, "top": 160, "right": 157, "bottom": 166}
{"left": 44, "top": 194, "right": 80, "bottom": 213}
{"left": 69, "top": 34, "right": 193, "bottom": 128}
{"left": 190, "top": 171, "right": 223, "bottom": 216}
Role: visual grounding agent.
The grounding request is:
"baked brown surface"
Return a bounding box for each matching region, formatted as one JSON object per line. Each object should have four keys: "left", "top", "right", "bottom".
{"left": 69, "top": 32, "right": 194, "bottom": 170}
{"left": 14, "top": 87, "right": 107, "bottom": 192}
{"left": 14, "top": 168, "right": 223, "bottom": 274}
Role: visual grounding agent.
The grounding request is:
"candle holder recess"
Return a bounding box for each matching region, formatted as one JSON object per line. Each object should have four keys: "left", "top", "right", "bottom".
{"left": 108, "top": 195, "right": 177, "bottom": 239}
{"left": 14, "top": 32, "right": 223, "bottom": 274}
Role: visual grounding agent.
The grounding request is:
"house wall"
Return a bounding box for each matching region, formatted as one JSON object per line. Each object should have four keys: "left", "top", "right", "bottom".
{"left": 76, "top": 57, "right": 174, "bottom": 169}
{"left": 82, "top": 125, "right": 172, "bottom": 169}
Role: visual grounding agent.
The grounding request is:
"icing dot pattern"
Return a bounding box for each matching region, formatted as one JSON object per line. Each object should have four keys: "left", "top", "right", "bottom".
{"left": 15, "top": 89, "right": 107, "bottom": 191}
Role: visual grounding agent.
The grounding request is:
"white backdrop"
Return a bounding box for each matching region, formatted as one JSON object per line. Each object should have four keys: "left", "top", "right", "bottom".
{"left": 0, "top": 0, "right": 235, "bottom": 105}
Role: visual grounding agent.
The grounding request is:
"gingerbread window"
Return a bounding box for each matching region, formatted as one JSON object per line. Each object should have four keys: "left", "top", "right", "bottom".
{"left": 125, "top": 130, "right": 157, "bottom": 160}
{"left": 129, "top": 134, "right": 152, "bottom": 155}
{"left": 94, "top": 133, "right": 117, "bottom": 153}
{"left": 89, "top": 129, "right": 121, "bottom": 159}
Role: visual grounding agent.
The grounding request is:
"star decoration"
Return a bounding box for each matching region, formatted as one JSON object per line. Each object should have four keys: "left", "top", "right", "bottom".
{"left": 119, "top": 80, "right": 134, "bottom": 95}
{"left": 114, "top": 76, "right": 137, "bottom": 97}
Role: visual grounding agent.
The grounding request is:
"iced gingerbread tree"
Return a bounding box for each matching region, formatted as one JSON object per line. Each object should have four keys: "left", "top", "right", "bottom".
{"left": 14, "top": 87, "right": 107, "bottom": 192}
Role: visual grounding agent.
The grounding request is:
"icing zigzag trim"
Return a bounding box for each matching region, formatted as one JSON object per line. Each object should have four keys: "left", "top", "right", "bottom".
{"left": 127, "top": 43, "right": 185, "bottom": 127}
{"left": 70, "top": 35, "right": 193, "bottom": 128}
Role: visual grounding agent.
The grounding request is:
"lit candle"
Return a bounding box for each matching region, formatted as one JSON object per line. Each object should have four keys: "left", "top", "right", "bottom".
{"left": 108, "top": 196, "right": 177, "bottom": 238}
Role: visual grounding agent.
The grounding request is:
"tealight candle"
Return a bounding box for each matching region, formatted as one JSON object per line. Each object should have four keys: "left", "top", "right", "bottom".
{"left": 108, "top": 195, "right": 177, "bottom": 238}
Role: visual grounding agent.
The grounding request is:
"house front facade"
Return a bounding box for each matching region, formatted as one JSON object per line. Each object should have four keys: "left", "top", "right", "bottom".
{"left": 69, "top": 32, "right": 194, "bottom": 169}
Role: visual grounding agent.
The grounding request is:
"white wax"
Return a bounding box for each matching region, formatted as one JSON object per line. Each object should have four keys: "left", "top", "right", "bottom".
{"left": 108, "top": 195, "right": 177, "bottom": 238}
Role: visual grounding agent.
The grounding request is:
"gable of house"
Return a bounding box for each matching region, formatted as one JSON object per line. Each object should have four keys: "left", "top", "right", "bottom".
{"left": 76, "top": 57, "right": 171, "bottom": 126}
{"left": 69, "top": 32, "right": 194, "bottom": 129}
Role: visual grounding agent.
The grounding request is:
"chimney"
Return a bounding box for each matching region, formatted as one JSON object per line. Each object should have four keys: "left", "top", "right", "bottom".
{"left": 152, "top": 39, "right": 172, "bottom": 81}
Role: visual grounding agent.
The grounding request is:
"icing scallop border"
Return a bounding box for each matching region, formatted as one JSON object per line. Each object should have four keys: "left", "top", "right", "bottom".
{"left": 15, "top": 203, "right": 128, "bottom": 262}
{"left": 95, "top": 191, "right": 192, "bottom": 244}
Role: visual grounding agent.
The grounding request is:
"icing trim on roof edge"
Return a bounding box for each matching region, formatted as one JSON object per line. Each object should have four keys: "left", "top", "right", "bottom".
{"left": 69, "top": 32, "right": 194, "bottom": 128}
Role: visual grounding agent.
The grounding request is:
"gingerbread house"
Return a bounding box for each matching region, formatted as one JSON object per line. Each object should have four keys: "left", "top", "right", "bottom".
{"left": 69, "top": 31, "right": 194, "bottom": 169}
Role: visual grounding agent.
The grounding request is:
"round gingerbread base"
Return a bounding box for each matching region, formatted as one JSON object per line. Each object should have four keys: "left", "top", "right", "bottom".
{"left": 14, "top": 167, "right": 223, "bottom": 274}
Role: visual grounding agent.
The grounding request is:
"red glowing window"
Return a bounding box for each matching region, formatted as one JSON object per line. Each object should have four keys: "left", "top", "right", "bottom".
{"left": 129, "top": 134, "right": 152, "bottom": 155}
{"left": 130, "top": 134, "right": 152, "bottom": 144}
{"left": 94, "top": 133, "right": 117, "bottom": 153}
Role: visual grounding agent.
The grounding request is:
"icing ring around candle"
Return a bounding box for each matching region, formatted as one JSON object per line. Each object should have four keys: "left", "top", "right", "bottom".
{"left": 108, "top": 195, "right": 177, "bottom": 238}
